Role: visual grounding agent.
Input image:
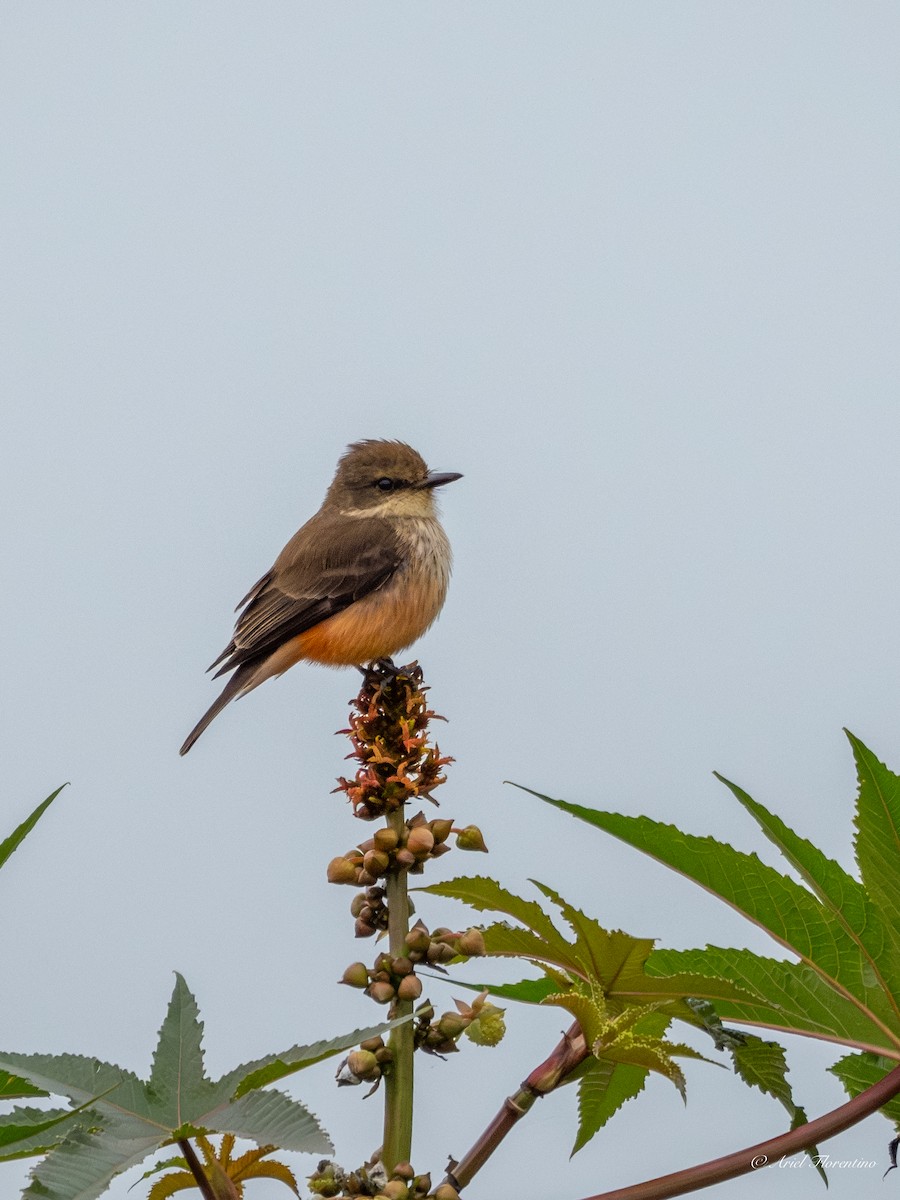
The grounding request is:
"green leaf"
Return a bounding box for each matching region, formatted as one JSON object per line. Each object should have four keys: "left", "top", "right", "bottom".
{"left": 147, "top": 973, "right": 215, "bottom": 1125}
{"left": 204, "top": 1088, "right": 327, "bottom": 1152}
{"left": 829, "top": 1051, "right": 900, "bottom": 1125}
{"left": 573, "top": 1057, "right": 649, "bottom": 1156}
{"left": 848, "top": 732, "right": 900, "bottom": 930}
{"left": 451, "top": 976, "right": 559, "bottom": 1005}
{"left": 717, "top": 769, "right": 900, "bottom": 1008}
{"left": 522, "top": 786, "right": 900, "bottom": 1052}
{"left": 0, "top": 785, "right": 67, "bottom": 871}
{"left": 0, "top": 976, "right": 401, "bottom": 1200}
{"left": 0, "top": 1106, "right": 89, "bottom": 1162}
{"left": 650, "top": 945, "right": 900, "bottom": 1054}
{"left": 0, "top": 1072, "right": 47, "bottom": 1100}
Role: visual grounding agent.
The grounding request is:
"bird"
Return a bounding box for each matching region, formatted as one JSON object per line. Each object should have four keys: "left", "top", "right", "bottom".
{"left": 180, "top": 439, "right": 461, "bottom": 755}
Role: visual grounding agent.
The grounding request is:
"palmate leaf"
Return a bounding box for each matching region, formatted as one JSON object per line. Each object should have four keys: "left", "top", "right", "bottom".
{"left": 422, "top": 877, "right": 752, "bottom": 1013}
{"left": 518, "top": 745, "right": 900, "bottom": 1057}
{"left": 0, "top": 974, "right": 398, "bottom": 1200}
{"left": 0, "top": 785, "right": 67, "bottom": 872}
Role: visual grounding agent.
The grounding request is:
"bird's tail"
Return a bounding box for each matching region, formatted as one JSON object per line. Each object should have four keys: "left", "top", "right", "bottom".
{"left": 179, "top": 668, "right": 251, "bottom": 756}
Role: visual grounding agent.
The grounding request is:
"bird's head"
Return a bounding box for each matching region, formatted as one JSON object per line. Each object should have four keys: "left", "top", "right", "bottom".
{"left": 326, "top": 439, "right": 462, "bottom": 517}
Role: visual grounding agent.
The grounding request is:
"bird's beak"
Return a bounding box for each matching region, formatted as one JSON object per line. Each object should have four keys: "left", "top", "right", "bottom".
{"left": 418, "top": 471, "right": 463, "bottom": 490}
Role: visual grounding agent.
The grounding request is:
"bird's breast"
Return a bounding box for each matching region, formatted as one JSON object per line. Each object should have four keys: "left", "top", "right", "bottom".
{"left": 294, "top": 518, "right": 452, "bottom": 666}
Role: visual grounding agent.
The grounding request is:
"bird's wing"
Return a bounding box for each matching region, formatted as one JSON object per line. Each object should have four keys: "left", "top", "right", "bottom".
{"left": 208, "top": 514, "right": 402, "bottom": 676}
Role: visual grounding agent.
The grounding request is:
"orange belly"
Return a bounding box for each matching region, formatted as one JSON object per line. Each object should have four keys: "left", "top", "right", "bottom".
{"left": 268, "top": 573, "right": 446, "bottom": 671}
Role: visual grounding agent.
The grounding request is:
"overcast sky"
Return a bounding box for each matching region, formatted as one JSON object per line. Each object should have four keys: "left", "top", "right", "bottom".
{"left": 3, "top": 5, "right": 900, "bottom": 1199}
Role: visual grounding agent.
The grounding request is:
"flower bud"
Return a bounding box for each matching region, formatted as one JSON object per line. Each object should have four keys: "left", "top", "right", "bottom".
{"left": 359, "top": 1036, "right": 384, "bottom": 1052}
{"left": 430, "top": 843, "right": 452, "bottom": 858}
{"left": 394, "top": 848, "right": 417, "bottom": 870}
{"left": 373, "top": 827, "right": 400, "bottom": 853}
{"left": 374, "top": 1046, "right": 394, "bottom": 1065}
{"left": 367, "top": 980, "right": 396, "bottom": 1004}
{"left": 346, "top": 1049, "right": 380, "bottom": 1080}
{"left": 397, "top": 974, "right": 422, "bottom": 1001}
{"left": 429, "top": 818, "right": 453, "bottom": 844}
{"left": 357, "top": 869, "right": 379, "bottom": 887}
{"left": 327, "top": 856, "right": 359, "bottom": 885}
{"left": 363, "top": 849, "right": 391, "bottom": 877}
{"left": 412, "top": 1174, "right": 431, "bottom": 1196}
{"left": 380, "top": 1182, "right": 409, "bottom": 1200}
{"left": 426, "top": 940, "right": 456, "bottom": 964}
{"left": 354, "top": 917, "right": 377, "bottom": 938}
{"left": 340, "top": 962, "right": 370, "bottom": 988}
{"left": 405, "top": 925, "right": 431, "bottom": 954}
{"left": 405, "top": 826, "right": 435, "bottom": 857}
{"left": 436, "top": 1011, "right": 469, "bottom": 1039}
{"left": 392, "top": 1163, "right": 415, "bottom": 1182}
{"left": 349, "top": 893, "right": 367, "bottom": 917}
{"left": 433, "top": 1186, "right": 460, "bottom": 1200}
{"left": 391, "top": 956, "right": 414, "bottom": 977}
{"left": 456, "top": 928, "right": 486, "bottom": 957}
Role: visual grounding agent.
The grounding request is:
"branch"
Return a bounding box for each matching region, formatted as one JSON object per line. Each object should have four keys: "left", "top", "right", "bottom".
{"left": 178, "top": 1138, "right": 216, "bottom": 1200}
{"left": 447, "top": 1022, "right": 588, "bottom": 1190}
{"left": 579, "top": 1062, "right": 900, "bottom": 1200}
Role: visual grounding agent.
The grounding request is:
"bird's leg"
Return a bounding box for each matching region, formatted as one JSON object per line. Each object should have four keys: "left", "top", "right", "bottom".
{"left": 358, "top": 657, "right": 403, "bottom": 684}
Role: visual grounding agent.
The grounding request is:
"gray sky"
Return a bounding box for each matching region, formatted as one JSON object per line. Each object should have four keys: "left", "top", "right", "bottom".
{"left": 3, "top": 4, "right": 900, "bottom": 1198}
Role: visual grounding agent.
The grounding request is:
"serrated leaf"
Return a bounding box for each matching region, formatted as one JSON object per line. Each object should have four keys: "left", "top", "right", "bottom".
{"left": 522, "top": 785, "right": 900, "bottom": 1052}
{"left": 0, "top": 1072, "right": 47, "bottom": 1100}
{"left": 573, "top": 1058, "right": 649, "bottom": 1156}
{"left": 0, "top": 1105, "right": 89, "bottom": 1162}
{"left": 717, "top": 770, "right": 900, "bottom": 1014}
{"left": 454, "top": 976, "right": 559, "bottom": 1004}
{"left": 650, "top": 945, "right": 900, "bottom": 1054}
{"left": 148, "top": 974, "right": 213, "bottom": 1125}
{"left": 848, "top": 732, "right": 900, "bottom": 931}
{"left": 147, "top": 1168, "right": 195, "bottom": 1200}
{"left": 0, "top": 785, "right": 67, "bottom": 871}
{"left": 205, "top": 1088, "right": 329, "bottom": 1153}
{"left": 233, "top": 1156, "right": 300, "bottom": 1194}
{"left": 829, "top": 1051, "right": 900, "bottom": 1125}
{"left": 418, "top": 876, "right": 562, "bottom": 944}
{"left": 24, "top": 1126, "right": 162, "bottom": 1200}
{"left": 0, "top": 979, "right": 398, "bottom": 1198}
{"left": 214, "top": 1021, "right": 403, "bottom": 1102}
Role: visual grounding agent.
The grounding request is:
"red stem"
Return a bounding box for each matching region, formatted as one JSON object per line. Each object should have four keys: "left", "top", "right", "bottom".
{"left": 578, "top": 1063, "right": 900, "bottom": 1200}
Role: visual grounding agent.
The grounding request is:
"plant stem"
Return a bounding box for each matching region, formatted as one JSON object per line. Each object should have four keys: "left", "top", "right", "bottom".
{"left": 578, "top": 1062, "right": 900, "bottom": 1200}
{"left": 178, "top": 1138, "right": 216, "bottom": 1200}
{"left": 382, "top": 806, "right": 414, "bottom": 1171}
{"left": 446, "top": 1023, "right": 588, "bottom": 1190}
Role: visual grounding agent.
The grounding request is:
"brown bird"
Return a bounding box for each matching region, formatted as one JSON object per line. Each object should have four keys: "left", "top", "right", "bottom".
{"left": 180, "top": 440, "right": 461, "bottom": 754}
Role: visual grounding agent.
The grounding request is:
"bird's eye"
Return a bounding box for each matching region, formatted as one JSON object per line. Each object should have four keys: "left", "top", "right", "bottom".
{"left": 375, "top": 477, "right": 395, "bottom": 492}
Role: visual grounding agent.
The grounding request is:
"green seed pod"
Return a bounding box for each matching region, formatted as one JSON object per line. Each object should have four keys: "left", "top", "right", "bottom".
{"left": 455, "top": 824, "right": 489, "bottom": 852}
